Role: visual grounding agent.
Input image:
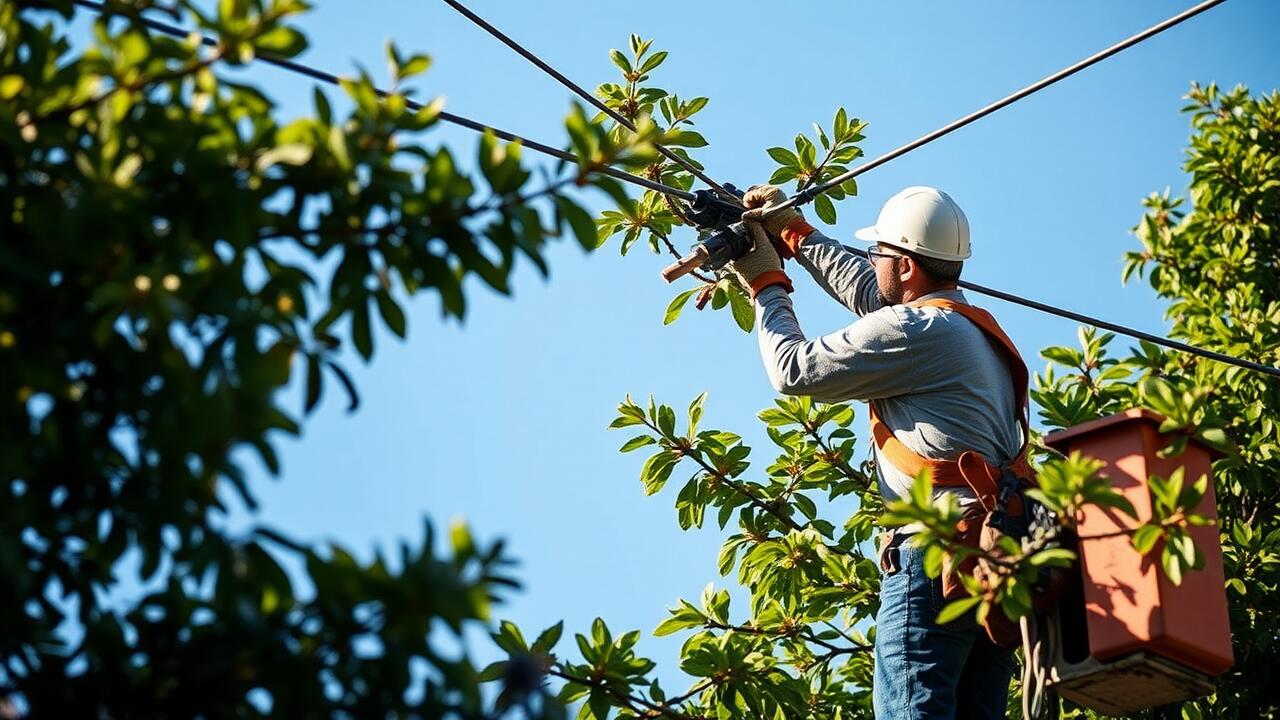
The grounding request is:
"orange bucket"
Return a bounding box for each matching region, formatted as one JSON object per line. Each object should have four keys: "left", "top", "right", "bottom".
{"left": 1044, "top": 408, "right": 1232, "bottom": 676}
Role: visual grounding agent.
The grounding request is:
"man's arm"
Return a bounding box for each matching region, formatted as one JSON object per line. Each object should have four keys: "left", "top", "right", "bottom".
{"left": 752, "top": 285, "right": 917, "bottom": 402}
{"left": 742, "top": 185, "right": 883, "bottom": 316}
{"left": 790, "top": 227, "right": 884, "bottom": 316}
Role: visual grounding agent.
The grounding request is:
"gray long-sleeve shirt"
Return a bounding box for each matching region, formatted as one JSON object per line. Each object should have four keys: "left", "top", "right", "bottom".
{"left": 753, "top": 229, "right": 1022, "bottom": 504}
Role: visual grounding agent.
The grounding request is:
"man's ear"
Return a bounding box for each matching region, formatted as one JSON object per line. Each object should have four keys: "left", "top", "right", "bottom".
{"left": 898, "top": 254, "right": 916, "bottom": 282}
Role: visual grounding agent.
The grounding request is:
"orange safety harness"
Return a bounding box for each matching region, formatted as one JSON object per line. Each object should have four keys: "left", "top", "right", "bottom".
{"left": 871, "top": 298, "right": 1040, "bottom": 641}
{"left": 868, "top": 297, "right": 1034, "bottom": 507}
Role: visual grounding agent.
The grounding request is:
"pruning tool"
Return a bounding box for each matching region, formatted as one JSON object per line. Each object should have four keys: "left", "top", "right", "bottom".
{"left": 659, "top": 185, "right": 754, "bottom": 283}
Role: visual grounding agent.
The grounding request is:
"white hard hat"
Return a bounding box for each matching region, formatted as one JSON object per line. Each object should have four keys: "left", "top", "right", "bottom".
{"left": 853, "top": 186, "right": 971, "bottom": 261}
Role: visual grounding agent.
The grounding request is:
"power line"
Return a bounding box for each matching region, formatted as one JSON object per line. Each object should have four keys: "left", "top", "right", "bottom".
{"left": 439, "top": 0, "right": 739, "bottom": 203}
{"left": 70, "top": 0, "right": 697, "bottom": 202}
{"left": 958, "top": 280, "right": 1280, "bottom": 379}
{"left": 777, "top": 0, "right": 1231, "bottom": 213}
{"left": 63, "top": 1, "right": 1278, "bottom": 380}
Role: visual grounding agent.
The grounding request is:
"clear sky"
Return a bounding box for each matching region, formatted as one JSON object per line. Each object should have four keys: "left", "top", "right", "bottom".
{"left": 202, "top": 0, "right": 1278, "bottom": 697}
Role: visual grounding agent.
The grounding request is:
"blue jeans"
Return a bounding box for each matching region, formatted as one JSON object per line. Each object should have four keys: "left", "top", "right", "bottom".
{"left": 873, "top": 539, "right": 1015, "bottom": 719}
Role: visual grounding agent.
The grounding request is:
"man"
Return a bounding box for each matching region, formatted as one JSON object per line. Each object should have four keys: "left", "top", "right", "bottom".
{"left": 729, "top": 184, "right": 1025, "bottom": 719}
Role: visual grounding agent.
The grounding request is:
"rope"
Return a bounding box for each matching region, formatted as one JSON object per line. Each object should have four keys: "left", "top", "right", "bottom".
{"left": 773, "top": 0, "right": 1231, "bottom": 214}
{"left": 1019, "top": 610, "right": 1060, "bottom": 720}
{"left": 69, "top": 0, "right": 698, "bottom": 202}
{"left": 439, "top": 0, "right": 741, "bottom": 204}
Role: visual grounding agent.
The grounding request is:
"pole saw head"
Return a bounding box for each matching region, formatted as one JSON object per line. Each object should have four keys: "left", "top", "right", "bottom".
{"left": 660, "top": 185, "right": 754, "bottom": 282}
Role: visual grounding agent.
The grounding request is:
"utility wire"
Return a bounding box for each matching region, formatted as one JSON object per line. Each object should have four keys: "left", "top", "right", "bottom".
{"left": 439, "top": 0, "right": 741, "bottom": 204}
{"left": 70, "top": 0, "right": 697, "bottom": 202}
{"left": 959, "top": 280, "right": 1280, "bottom": 379}
{"left": 776, "top": 0, "right": 1231, "bottom": 213}
{"left": 65, "top": 1, "right": 1279, "bottom": 380}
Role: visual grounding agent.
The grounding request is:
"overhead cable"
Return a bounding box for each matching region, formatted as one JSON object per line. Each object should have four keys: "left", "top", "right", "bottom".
{"left": 439, "top": 0, "right": 741, "bottom": 204}
{"left": 64, "top": 1, "right": 1278, "bottom": 380}
{"left": 70, "top": 0, "right": 698, "bottom": 202}
{"left": 958, "top": 280, "right": 1280, "bottom": 379}
{"left": 776, "top": 0, "right": 1231, "bottom": 213}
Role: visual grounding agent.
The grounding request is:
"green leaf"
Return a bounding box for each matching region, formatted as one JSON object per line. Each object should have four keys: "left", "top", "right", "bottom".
{"left": 834, "top": 107, "right": 848, "bottom": 139}
{"left": 664, "top": 289, "right": 698, "bottom": 325}
{"left": 619, "top": 435, "right": 656, "bottom": 453}
{"left": 727, "top": 286, "right": 754, "bottom": 333}
{"left": 557, "top": 196, "right": 598, "bottom": 251}
{"left": 683, "top": 96, "right": 709, "bottom": 117}
{"left": 305, "top": 354, "right": 322, "bottom": 414}
{"left": 375, "top": 291, "right": 406, "bottom": 338}
{"left": 1161, "top": 545, "right": 1185, "bottom": 586}
{"left": 767, "top": 147, "right": 800, "bottom": 168}
{"left": 813, "top": 193, "right": 837, "bottom": 225}
{"left": 663, "top": 129, "right": 708, "bottom": 148}
{"left": 254, "top": 26, "right": 307, "bottom": 56}
{"left": 768, "top": 166, "right": 799, "bottom": 185}
{"left": 657, "top": 405, "right": 676, "bottom": 436}
{"left": 255, "top": 143, "right": 313, "bottom": 171}
{"left": 688, "top": 391, "right": 707, "bottom": 434}
{"left": 609, "top": 49, "right": 631, "bottom": 74}
{"left": 351, "top": 296, "right": 373, "bottom": 360}
{"left": 532, "top": 621, "right": 564, "bottom": 653}
{"left": 638, "top": 50, "right": 668, "bottom": 74}
{"left": 641, "top": 451, "right": 678, "bottom": 495}
{"left": 1028, "top": 547, "right": 1076, "bottom": 568}
{"left": 609, "top": 414, "right": 644, "bottom": 429}
{"left": 653, "top": 612, "right": 701, "bottom": 637}
{"left": 0, "top": 75, "right": 24, "bottom": 100}
{"left": 1040, "top": 346, "right": 1082, "bottom": 368}
{"left": 478, "top": 661, "right": 507, "bottom": 682}
{"left": 935, "top": 595, "right": 982, "bottom": 625}
{"left": 401, "top": 54, "right": 432, "bottom": 78}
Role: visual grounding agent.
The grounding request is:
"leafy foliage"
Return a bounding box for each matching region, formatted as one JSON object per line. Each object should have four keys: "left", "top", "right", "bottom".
{"left": 590, "top": 38, "right": 868, "bottom": 334}
{"left": 0, "top": 1, "right": 655, "bottom": 716}
{"left": 764, "top": 108, "right": 867, "bottom": 225}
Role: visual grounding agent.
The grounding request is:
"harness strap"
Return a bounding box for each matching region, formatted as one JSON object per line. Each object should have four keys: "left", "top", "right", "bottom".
{"left": 869, "top": 298, "right": 1033, "bottom": 502}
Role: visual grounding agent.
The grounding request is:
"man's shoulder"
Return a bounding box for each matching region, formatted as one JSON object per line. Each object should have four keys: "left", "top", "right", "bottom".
{"left": 893, "top": 295, "right": 971, "bottom": 325}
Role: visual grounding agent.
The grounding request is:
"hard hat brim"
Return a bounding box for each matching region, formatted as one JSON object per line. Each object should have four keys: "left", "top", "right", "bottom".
{"left": 853, "top": 225, "right": 879, "bottom": 243}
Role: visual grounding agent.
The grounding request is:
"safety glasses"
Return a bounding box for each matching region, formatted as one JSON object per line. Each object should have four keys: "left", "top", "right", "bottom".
{"left": 864, "top": 246, "right": 903, "bottom": 264}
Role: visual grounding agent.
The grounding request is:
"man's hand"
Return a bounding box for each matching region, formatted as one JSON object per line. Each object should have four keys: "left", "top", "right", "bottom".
{"left": 742, "top": 185, "right": 801, "bottom": 235}
{"left": 729, "top": 222, "right": 792, "bottom": 300}
{"left": 741, "top": 185, "right": 815, "bottom": 259}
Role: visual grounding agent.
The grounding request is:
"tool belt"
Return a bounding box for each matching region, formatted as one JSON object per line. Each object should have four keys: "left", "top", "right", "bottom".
{"left": 872, "top": 298, "right": 1059, "bottom": 648}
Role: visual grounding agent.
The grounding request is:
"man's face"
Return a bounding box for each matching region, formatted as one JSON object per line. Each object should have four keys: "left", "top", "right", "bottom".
{"left": 867, "top": 244, "right": 906, "bottom": 305}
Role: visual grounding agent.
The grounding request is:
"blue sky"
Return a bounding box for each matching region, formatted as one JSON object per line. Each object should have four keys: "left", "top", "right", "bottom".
{"left": 202, "top": 0, "right": 1277, "bottom": 697}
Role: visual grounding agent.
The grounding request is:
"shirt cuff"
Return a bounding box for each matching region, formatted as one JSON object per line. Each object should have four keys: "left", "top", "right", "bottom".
{"left": 779, "top": 218, "right": 816, "bottom": 258}
{"left": 749, "top": 270, "right": 793, "bottom": 300}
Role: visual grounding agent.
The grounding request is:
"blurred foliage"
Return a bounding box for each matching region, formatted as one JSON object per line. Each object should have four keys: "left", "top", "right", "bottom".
{"left": 0, "top": 0, "right": 656, "bottom": 716}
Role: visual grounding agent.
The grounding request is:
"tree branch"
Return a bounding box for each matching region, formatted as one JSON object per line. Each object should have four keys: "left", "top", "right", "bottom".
{"left": 703, "top": 619, "right": 871, "bottom": 656}
{"left": 550, "top": 667, "right": 706, "bottom": 720}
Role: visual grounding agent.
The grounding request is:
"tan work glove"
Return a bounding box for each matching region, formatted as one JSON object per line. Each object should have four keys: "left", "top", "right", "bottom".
{"left": 728, "top": 222, "right": 793, "bottom": 300}
{"left": 741, "top": 184, "right": 816, "bottom": 259}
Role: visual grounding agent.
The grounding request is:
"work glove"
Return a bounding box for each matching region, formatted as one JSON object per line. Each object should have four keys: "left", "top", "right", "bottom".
{"left": 728, "top": 221, "right": 793, "bottom": 300}
{"left": 741, "top": 184, "right": 816, "bottom": 259}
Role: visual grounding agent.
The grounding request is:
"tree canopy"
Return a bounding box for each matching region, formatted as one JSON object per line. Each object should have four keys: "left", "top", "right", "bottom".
{"left": 1, "top": 1, "right": 650, "bottom": 716}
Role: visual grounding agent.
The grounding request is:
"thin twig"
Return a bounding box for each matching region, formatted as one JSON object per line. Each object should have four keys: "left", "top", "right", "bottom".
{"left": 550, "top": 667, "right": 705, "bottom": 720}
{"left": 703, "top": 619, "right": 871, "bottom": 655}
